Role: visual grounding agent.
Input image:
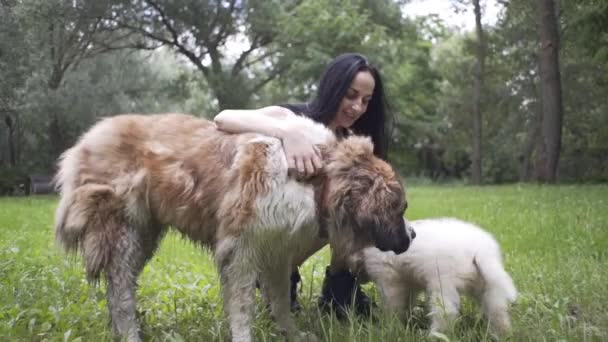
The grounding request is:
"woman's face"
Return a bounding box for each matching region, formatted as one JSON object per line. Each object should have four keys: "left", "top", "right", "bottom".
{"left": 330, "top": 70, "right": 375, "bottom": 130}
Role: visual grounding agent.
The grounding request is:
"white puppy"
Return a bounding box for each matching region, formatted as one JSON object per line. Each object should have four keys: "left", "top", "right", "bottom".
{"left": 350, "top": 218, "right": 517, "bottom": 336}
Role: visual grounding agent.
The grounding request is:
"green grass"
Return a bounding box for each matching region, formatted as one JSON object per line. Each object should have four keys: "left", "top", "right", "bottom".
{"left": 1, "top": 185, "right": 607, "bottom": 341}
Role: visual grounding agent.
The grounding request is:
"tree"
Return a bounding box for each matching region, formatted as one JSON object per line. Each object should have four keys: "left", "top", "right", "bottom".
{"left": 536, "top": 0, "right": 563, "bottom": 183}
{"left": 487, "top": 0, "right": 607, "bottom": 183}
{"left": 431, "top": 34, "right": 475, "bottom": 180}
{"left": 0, "top": 0, "right": 30, "bottom": 167}
{"left": 566, "top": 0, "right": 608, "bottom": 71}
{"left": 471, "top": 0, "right": 486, "bottom": 184}
{"left": 16, "top": 0, "right": 137, "bottom": 156}
{"left": 436, "top": 0, "right": 488, "bottom": 183}
{"left": 100, "top": 0, "right": 291, "bottom": 110}
{"left": 556, "top": 0, "right": 608, "bottom": 181}
{"left": 99, "top": 0, "right": 408, "bottom": 111}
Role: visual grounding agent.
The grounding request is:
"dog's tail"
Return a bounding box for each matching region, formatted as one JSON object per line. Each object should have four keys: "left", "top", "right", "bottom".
{"left": 55, "top": 181, "right": 124, "bottom": 282}
{"left": 473, "top": 253, "right": 517, "bottom": 304}
{"left": 473, "top": 251, "right": 517, "bottom": 335}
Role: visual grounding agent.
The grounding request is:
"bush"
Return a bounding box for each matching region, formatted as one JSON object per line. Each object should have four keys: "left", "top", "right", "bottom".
{"left": 0, "top": 167, "right": 29, "bottom": 196}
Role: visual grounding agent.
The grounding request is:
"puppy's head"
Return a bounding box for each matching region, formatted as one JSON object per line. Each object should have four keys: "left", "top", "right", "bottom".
{"left": 323, "top": 136, "right": 413, "bottom": 257}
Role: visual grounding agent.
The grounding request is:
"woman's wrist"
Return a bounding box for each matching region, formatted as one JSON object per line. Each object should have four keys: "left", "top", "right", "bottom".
{"left": 273, "top": 124, "right": 288, "bottom": 140}
{"left": 273, "top": 112, "right": 295, "bottom": 140}
{"left": 253, "top": 106, "right": 292, "bottom": 140}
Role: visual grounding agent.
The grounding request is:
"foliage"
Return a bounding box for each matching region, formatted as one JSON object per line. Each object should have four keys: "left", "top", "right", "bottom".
{"left": 95, "top": 0, "right": 297, "bottom": 109}
{"left": 565, "top": 0, "right": 608, "bottom": 67}
{"left": 272, "top": 0, "right": 392, "bottom": 95}
{"left": 0, "top": 0, "right": 29, "bottom": 113}
{"left": 1, "top": 185, "right": 607, "bottom": 340}
{"left": 0, "top": 166, "right": 29, "bottom": 195}
{"left": 0, "top": 0, "right": 607, "bottom": 183}
{"left": 269, "top": 2, "right": 442, "bottom": 175}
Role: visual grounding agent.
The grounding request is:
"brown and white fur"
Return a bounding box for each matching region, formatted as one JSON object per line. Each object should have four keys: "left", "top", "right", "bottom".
{"left": 349, "top": 218, "right": 517, "bottom": 337}
{"left": 54, "top": 113, "right": 412, "bottom": 342}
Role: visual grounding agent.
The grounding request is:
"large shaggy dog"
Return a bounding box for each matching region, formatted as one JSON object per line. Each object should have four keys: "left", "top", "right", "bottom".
{"left": 349, "top": 218, "right": 517, "bottom": 336}
{"left": 54, "top": 113, "right": 412, "bottom": 342}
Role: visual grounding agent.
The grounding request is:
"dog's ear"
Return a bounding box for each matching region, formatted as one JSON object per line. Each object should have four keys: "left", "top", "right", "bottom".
{"left": 328, "top": 136, "right": 374, "bottom": 170}
{"left": 339, "top": 136, "right": 374, "bottom": 156}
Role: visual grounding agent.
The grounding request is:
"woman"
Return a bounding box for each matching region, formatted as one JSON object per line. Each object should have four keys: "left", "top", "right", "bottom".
{"left": 214, "top": 53, "right": 392, "bottom": 317}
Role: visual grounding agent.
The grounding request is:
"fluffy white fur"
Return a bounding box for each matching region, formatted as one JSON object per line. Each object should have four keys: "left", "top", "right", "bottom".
{"left": 350, "top": 218, "right": 517, "bottom": 336}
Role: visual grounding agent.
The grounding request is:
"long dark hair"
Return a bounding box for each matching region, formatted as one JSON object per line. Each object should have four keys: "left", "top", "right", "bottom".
{"left": 307, "top": 53, "right": 392, "bottom": 160}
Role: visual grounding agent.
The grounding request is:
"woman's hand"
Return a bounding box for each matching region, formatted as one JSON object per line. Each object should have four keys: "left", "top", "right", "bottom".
{"left": 214, "top": 106, "right": 323, "bottom": 177}
{"left": 281, "top": 129, "right": 323, "bottom": 178}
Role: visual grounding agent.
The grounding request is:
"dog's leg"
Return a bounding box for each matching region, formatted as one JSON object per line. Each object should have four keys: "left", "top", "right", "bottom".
{"left": 104, "top": 222, "right": 164, "bottom": 342}
{"left": 223, "top": 273, "right": 256, "bottom": 342}
{"left": 481, "top": 291, "right": 512, "bottom": 336}
{"left": 103, "top": 227, "right": 147, "bottom": 342}
{"left": 377, "top": 281, "right": 408, "bottom": 320}
{"left": 216, "top": 238, "right": 256, "bottom": 342}
{"left": 259, "top": 263, "right": 317, "bottom": 341}
{"left": 426, "top": 286, "right": 460, "bottom": 334}
{"left": 403, "top": 289, "right": 419, "bottom": 324}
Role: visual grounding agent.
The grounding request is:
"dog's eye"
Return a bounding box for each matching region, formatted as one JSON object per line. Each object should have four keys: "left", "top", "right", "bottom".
{"left": 389, "top": 195, "right": 406, "bottom": 213}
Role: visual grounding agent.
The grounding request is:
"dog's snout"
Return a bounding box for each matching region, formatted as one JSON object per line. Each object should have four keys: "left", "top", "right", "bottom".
{"left": 391, "top": 240, "right": 410, "bottom": 254}
{"left": 403, "top": 218, "right": 416, "bottom": 241}
{"left": 375, "top": 227, "right": 411, "bottom": 254}
{"left": 372, "top": 217, "right": 414, "bottom": 255}
{"left": 391, "top": 221, "right": 415, "bottom": 255}
{"left": 390, "top": 224, "right": 412, "bottom": 254}
{"left": 407, "top": 224, "right": 416, "bottom": 240}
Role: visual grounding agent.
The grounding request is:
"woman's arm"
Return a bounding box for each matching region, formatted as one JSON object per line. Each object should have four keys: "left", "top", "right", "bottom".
{"left": 214, "top": 106, "right": 292, "bottom": 138}
{"left": 213, "top": 106, "right": 322, "bottom": 176}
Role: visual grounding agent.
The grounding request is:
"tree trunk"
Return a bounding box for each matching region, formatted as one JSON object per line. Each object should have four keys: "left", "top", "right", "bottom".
{"left": 48, "top": 110, "right": 66, "bottom": 158}
{"left": 4, "top": 114, "right": 17, "bottom": 167}
{"left": 536, "top": 0, "right": 564, "bottom": 183}
{"left": 47, "top": 58, "right": 67, "bottom": 158}
{"left": 48, "top": 104, "right": 65, "bottom": 159}
{"left": 519, "top": 102, "right": 542, "bottom": 182}
{"left": 471, "top": 0, "right": 485, "bottom": 185}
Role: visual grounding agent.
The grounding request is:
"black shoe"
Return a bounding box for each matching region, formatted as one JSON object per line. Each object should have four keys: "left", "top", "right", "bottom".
{"left": 290, "top": 270, "right": 302, "bottom": 313}
{"left": 318, "top": 267, "right": 374, "bottom": 319}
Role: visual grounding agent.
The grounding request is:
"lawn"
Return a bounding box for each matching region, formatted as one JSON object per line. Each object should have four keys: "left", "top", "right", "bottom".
{"left": 1, "top": 185, "right": 607, "bottom": 341}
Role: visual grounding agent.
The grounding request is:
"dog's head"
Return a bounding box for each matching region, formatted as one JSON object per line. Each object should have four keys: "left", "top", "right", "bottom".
{"left": 321, "top": 136, "right": 413, "bottom": 258}
{"left": 348, "top": 218, "right": 416, "bottom": 282}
